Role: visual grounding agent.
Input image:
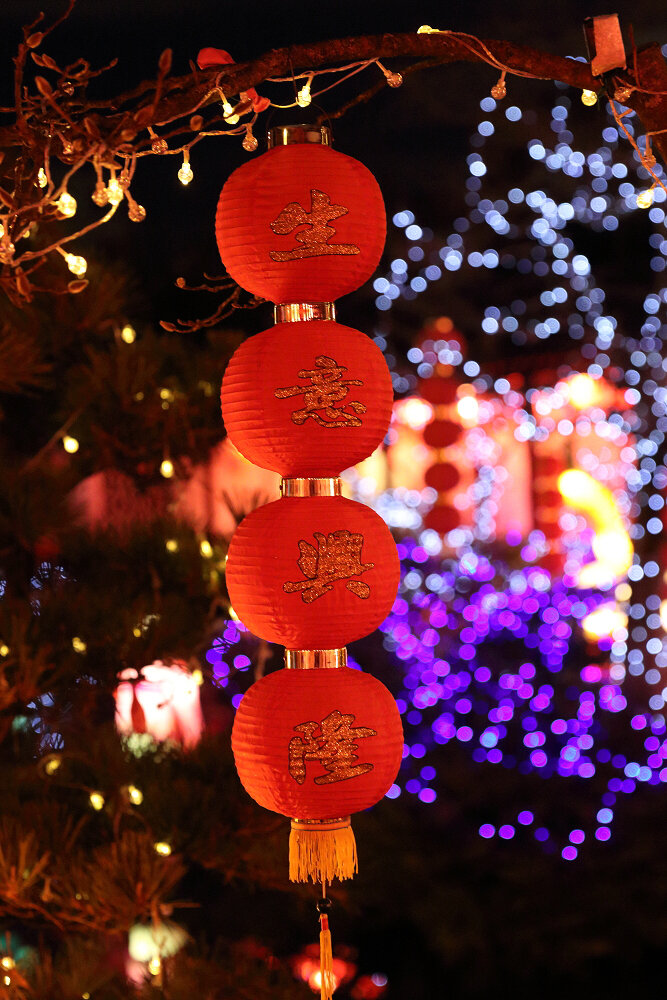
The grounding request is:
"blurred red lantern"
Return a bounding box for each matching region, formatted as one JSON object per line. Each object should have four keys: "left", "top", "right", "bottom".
{"left": 232, "top": 661, "right": 403, "bottom": 881}
{"left": 423, "top": 505, "right": 459, "bottom": 534}
{"left": 216, "top": 127, "right": 385, "bottom": 303}
{"left": 226, "top": 495, "right": 399, "bottom": 648}
{"left": 114, "top": 661, "right": 204, "bottom": 749}
{"left": 423, "top": 419, "right": 461, "bottom": 449}
{"left": 221, "top": 320, "right": 393, "bottom": 476}
{"left": 424, "top": 462, "right": 460, "bottom": 492}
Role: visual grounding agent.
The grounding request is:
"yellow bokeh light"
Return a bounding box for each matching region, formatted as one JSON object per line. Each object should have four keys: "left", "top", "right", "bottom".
{"left": 148, "top": 956, "right": 162, "bottom": 976}
{"left": 89, "top": 791, "right": 105, "bottom": 811}
{"left": 154, "top": 841, "right": 172, "bottom": 856}
{"left": 582, "top": 603, "right": 628, "bottom": 642}
{"left": 637, "top": 188, "right": 655, "bottom": 209}
{"left": 200, "top": 539, "right": 213, "bottom": 558}
{"left": 64, "top": 252, "right": 87, "bottom": 276}
{"left": 160, "top": 459, "right": 174, "bottom": 479}
{"left": 660, "top": 599, "right": 667, "bottom": 632}
{"left": 581, "top": 89, "right": 598, "bottom": 106}
{"left": 558, "top": 468, "right": 633, "bottom": 588}
{"left": 127, "top": 785, "right": 143, "bottom": 805}
{"left": 44, "top": 755, "right": 62, "bottom": 776}
{"left": 457, "top": 395, "right": 479, "bottom": 423}
{"left": 0, "top": 644, "right": 9, "bottom": 657}
{"left": 165, "top": 538, "right": 178, "bottom": 553}
{"left": 63, "top": 435, "right": 79, "bottom": 453}
{"left": 107, "top": 177, "right": 124, "bottom": 206}
{"left": 121, "top": 324, "right": 136, "bottom": 344}
{"left": 394, "top": 396, "right": 434, "bottom": 431}
{"left": 37, "top": 167, "right": 47, "bottom": 188}
{"left": 72, "top": 636, "right": 87, "bottom": 653}
{"left": 567, "top": 373, "right": 599, "bottom": 409}
{"left": 1, "top": 957, "right": 15, "bottom": 970}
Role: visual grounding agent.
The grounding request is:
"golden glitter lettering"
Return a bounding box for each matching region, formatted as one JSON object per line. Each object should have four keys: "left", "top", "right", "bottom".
{"left": 269, "top": 189, "right": 361, "bottom": 261}
{"left": 274, "top": 355, "right": 366, "bottom": 428}
{"left": 283, "top": 530, "right": 374, "bottom": 603}
{"left": 288, "top": 710, "right": 377, "bottom": 784}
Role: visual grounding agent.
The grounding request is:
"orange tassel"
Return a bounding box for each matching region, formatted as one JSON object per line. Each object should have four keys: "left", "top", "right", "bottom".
{"left": 317, "top": 894, "right": 334, "bottom": 1000}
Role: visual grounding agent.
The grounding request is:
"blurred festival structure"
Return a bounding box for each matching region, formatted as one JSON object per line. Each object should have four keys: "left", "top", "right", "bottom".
{"left": 210, "top": 75, "right": 667, "bottom": 863}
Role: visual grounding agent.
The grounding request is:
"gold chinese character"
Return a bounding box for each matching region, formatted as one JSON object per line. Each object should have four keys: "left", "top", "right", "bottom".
{"left": 283, "top": 530, "right": 374, "bottom": 603}
{"left": 269, "top": 189, "right": 361, "bottom": 261}
{"left": 274, "top": 355, "right": 366, "bottom": 428}
{"left": 288, "top": 710, "right": 377, "bottom": 785}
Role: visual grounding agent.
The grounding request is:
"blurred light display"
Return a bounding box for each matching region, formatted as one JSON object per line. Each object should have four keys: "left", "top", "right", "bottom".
{"left": 214, "top": 79, "right": 667, "bottom": 862}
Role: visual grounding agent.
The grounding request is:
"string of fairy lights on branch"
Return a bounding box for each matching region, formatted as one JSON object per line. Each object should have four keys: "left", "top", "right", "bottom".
{"left": 1, "top": 12, "right": 666, "bottom": 306}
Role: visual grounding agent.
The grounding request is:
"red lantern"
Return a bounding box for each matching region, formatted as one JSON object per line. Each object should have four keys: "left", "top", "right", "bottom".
{"left": 232, "top": 658, "right": 403, "bottom": 882}
{"left": 226, "top": 495, "right": 399, "bottom": 648}
{"left": 423, "top": 419, "right": 461, "bottom": 449}
{"left": 221, "top": 320, "right": 393, "bottom": 476}
{"left": 216, "top": 131, "right": 386, "bottom": 304}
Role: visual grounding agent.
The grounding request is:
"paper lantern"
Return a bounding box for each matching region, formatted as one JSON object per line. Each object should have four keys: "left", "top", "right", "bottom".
{"left": 114, "top": 661, "right": 204, "bottom": 749}
{"left": 216, "top": 128, "right": 385, "bottom": 303}
{"left": 226, "top": 494, "right": 399, "bottom": 648}
{"left": 221, "top": 320, "right": 393, "bottom": 476}
{"left": 423, "top": 419, "right": 461, "bottom": 449}
{"left": 232, "top": 657, "right": 403, "bottom": 881}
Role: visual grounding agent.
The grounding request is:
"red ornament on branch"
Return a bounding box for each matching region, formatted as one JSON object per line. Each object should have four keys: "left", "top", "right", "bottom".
{"left": 220, "top": 320, "right": 393, "bottom": 476}
{"left": 216, "top": 130, "right": 385, "bottom": 303}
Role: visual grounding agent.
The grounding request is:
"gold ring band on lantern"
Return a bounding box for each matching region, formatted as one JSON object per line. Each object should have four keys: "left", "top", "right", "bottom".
{"left": 284, "top": 648, "right": 348, "bottom": 670}
{"left": 291, "top": 816, "right": 351, "bottom": 831}
{"left": 280, "top": 477, "right": 342, "bottom": 498}
{"left": 273, "top": 301, "right": 336, "bottom": 323}
{"left": 267, "top": 124, "right": 332, "bottom": 148}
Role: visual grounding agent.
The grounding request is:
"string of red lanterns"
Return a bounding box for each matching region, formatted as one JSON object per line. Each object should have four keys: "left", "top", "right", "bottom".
{"left": 217, "top": 123, "right": 403, "bottom": 999}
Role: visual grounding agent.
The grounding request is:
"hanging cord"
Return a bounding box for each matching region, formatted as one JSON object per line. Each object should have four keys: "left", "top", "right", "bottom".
{"left": 317, "top": 881, "right": 334, "bottom": 1000}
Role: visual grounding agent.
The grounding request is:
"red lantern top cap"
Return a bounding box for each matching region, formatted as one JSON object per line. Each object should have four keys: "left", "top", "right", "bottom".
{"left": 268, "top": 124, "right": 332, "bottom": 148}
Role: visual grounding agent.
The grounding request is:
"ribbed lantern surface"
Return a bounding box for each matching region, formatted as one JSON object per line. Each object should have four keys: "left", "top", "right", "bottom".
{"left": 220, "top": 320, "right": 393, "bottom": 476}
{"left": 232, "top": 666, "right": 403, "bottom": 819}
{"left": 216, "top": 143, "right": 386, "bottom": 303}
{"left": 226, "top": 496, "right": 399, "bottom": 649}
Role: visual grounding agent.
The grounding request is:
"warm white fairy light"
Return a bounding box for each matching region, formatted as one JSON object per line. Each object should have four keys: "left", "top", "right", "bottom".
{"left": 120, "top": 324, "right": 136, "bottom": 344}
{"left": 64, "top": 252, "right": 87, "bottom": 276}
{"left": 154, "top": 840, "right": 172, "bottom": 856}
{"left": 160, "top": 458, "right": 174, "bottom": 478}
{"left": 222, "top": 100, "right": 240, "bottom": 125}
{"left": 178, "top": 153, "right": 193, "bottom": 186}
{"left": 37, "top": 167, "right": 47, "bottom": 188}
{"left": 106, "top": 176, "right": 124, "bottom": 206}
{"left": 89, "top": 791, "right": 105, "bottom": 811}
{"left": 637, "top": 187, "right": 655, "bottom": 209}
{"left": 297, "top": 76, "right": 313, "bottom": 107}
{"left": 581, "top": 89, "right": 598, "bottom": 106}
{"left": 200, "top": 539, "right": 213, "bottom": 558}
{"left": 56, "top": 192, "right": 77, "bottom": 217}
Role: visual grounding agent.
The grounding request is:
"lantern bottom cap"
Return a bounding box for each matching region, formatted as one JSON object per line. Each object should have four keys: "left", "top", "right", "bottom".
{"left": 289, "top": 816, "right": 357, "bottom": 883}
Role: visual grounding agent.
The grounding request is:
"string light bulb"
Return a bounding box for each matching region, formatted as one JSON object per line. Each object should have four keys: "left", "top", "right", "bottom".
{"left": 0, "top": 644, "right": 8, "bottom": 657}
{"left": 64, "top": 252, "right": 87, "bottom": 276}
{"left": 637, "top": 187, "right": 655, "bottom": 209}
{"left": 56, "top": 192, "right": 77, "bottom": 217}
{"left": 154, "top": 841, "right": 172, "bottom": 856}
{"left": 221, "top": 96, "right": 240, "bottom": 125}
{"left": 200, "top": 539, "right": 213, "bottom": 558}
{"left": 242, "top": 125, "right": 258, "bottom": 152}
{"left": 491, "top": 73, "right": 507, "bottom": 100}
{"left": 72, "top": 636, "right": 87, "bottom": 653}
{"left": 148, "top": 956, "right": 162, "bottom": 977}
{"left": 178, "top": 153, "right": 193, "bottom": 186}
{"left": 377, "top": 62, "right": 402, "bottom": 88}
{"left": 106, "top": 176, "right": 124, "bottom": 206}
{"left": 165, "top": 538, "right": 178, "bottom": 552}
{"left": 581, "top": 89, "right": 598, "bottom": 107}
{"left": 297, "top": 77, "right": 313, "bottom": 107}
{"left": 120, "top": 323, "right": 136, "bottom": 344}
{"left": 63, "top": 435, "right": 79, "bottom": 453}
{"left": 160, "top": 458, "right": 174, "bottom": 478}
{"left": 37, "top": 167, "right": 47, "bottom": 188}
{"left": 0, "top": 958, "right": 15, "bottom": 971}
